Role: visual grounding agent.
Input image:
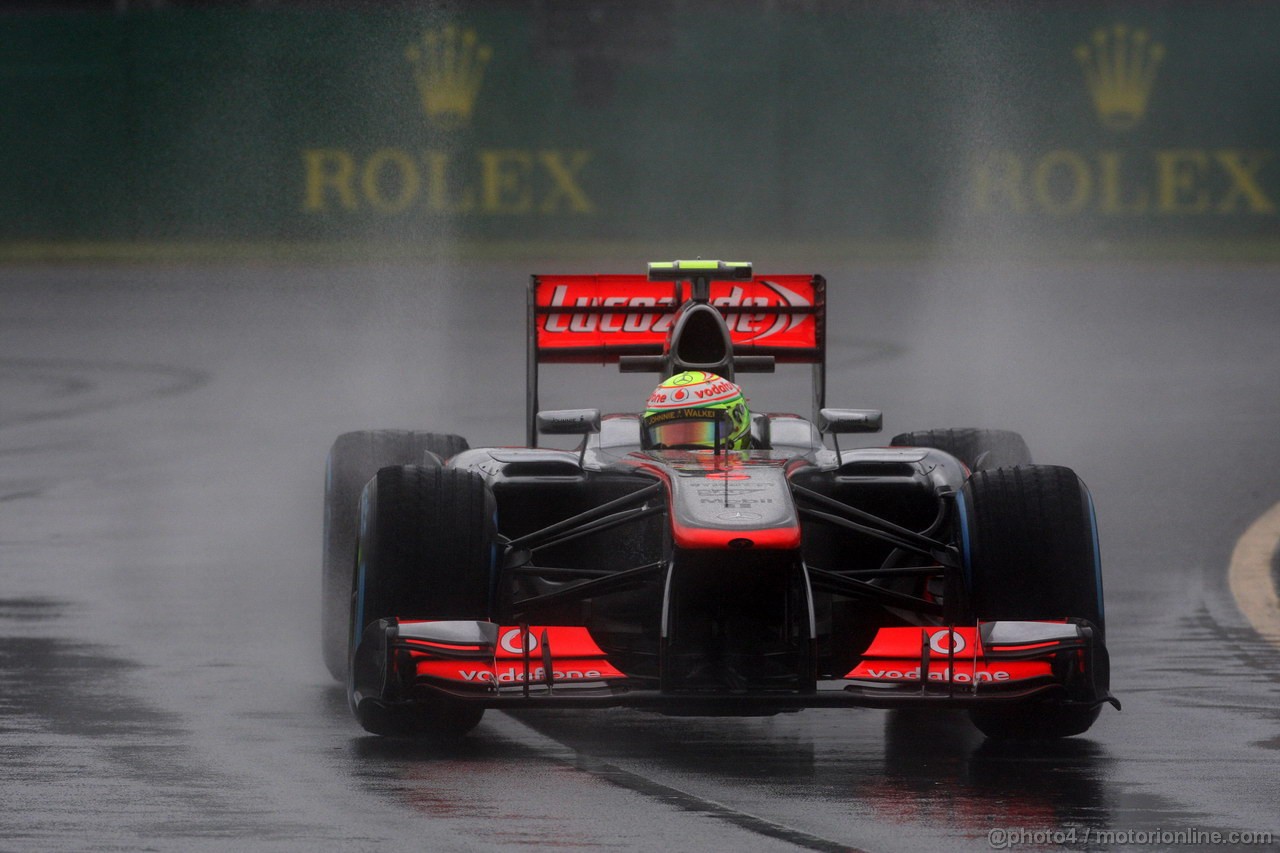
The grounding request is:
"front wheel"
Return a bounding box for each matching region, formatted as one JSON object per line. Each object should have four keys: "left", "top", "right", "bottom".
{"left": 322, "top": 430, "right": 468, "bottom": 680}
{"left": 958, "top": 465, "right": 1106, "bottom": 739}
{"left": 350, "top": 464, "right": 495, "bottom": 737}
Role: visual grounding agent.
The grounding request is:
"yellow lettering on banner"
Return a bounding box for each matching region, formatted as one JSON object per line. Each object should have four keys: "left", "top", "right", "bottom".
{"left": 971, "top": 147, "right": 1276, "bottom": 218}
{"left": 1033, "top": 150, "right": 1090, "bottom": 214}
{"left": 300, "top": 147, "right": 595, "bottom": 216}
{"left": 302, "top": 149, "right": 358, "bottom": 212}
{"left": 480, "top": 150, "right": 533, "bottom": 213}
{"left": 1216, "top": 150, "right": 1276, "bottom": 214}
{"left": 361, "top": 148, "right": 419, "bottom": 214}
{"left": 1156, "top": 149, "right": 1210, "bottom": 214}
{"left": 971, "top": 152, "right": 1027, "bottom": 214}
{"left": 423, "top": 150, "right": 476, "bottom": 215}
{"left": 540, "top": 150, "right": 594, "bottom": 213}
{"left": 1098, "top": 150, "right": 1148, "bottom": 214}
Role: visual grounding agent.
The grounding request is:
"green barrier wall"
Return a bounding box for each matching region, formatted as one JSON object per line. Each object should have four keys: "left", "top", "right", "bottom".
{"left": 2, "top": 5, "right": 1278, "bottom": 251}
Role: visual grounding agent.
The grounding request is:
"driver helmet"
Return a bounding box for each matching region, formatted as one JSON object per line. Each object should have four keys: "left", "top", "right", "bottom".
{"left": 642, "top": 370, "right": 751, "bottom": 450}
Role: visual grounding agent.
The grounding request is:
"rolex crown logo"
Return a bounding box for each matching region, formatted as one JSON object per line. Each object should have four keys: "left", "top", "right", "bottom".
{"left": 1074, "top": 23, "right": 1165, "bottom": 131}
{"left": 405, "top": 25, "right": 492, "bottom": 129}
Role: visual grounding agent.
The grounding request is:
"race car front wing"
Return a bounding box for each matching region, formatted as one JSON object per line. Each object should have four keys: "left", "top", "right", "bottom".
{"left": 349, "top": 617, "right": 1119, "bottom": 724}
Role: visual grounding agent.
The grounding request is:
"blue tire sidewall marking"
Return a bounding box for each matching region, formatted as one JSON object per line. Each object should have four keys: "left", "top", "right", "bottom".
{"left": 1084, "top": 485, "right": 1104, "bottom": 624}
{"left": 955, "top": 489, "right": 973, "bottom": 591}
{"left": 353, "top": 487, "right": 370, "bottom": 652}
{"left": 354, "top": 558, "right": 367, "bottom": 651}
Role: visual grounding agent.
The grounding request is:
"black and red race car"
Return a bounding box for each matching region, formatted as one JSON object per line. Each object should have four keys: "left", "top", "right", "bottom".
{"left": 321, "top": 260, "right": 1118, "bottom": 739}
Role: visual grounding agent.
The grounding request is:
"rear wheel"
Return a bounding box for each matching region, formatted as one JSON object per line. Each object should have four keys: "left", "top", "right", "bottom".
{"left": 890, "top": 428, "right": 1031, "bottom": 470}
{"left": 958, "top": 465, "right": 1105, "bottom": 739}
{"left": 350, "top": 465, "right": 495, "bottom": 737}
{"left": 322, "top": 430, "right": 468, "bottom": 680}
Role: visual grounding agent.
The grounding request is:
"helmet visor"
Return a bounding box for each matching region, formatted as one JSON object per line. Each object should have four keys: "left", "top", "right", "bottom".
{"left": 643, "top": 411, "right": 726, "bottom": 449}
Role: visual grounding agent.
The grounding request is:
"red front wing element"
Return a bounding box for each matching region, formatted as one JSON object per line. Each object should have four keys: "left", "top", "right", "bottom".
{"left": 352, "top": 617, "right": 1115, "bottom": 713}
{"left": 845, "top": 626, "right": 1054, "bottom": 686}
{"left": 402, "top": 623, "right": 627, "bottom": 689}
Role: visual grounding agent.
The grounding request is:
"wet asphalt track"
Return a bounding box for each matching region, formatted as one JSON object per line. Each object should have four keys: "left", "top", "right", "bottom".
{"left": 1, "top": 259, "right": 1279, "bottom": 851}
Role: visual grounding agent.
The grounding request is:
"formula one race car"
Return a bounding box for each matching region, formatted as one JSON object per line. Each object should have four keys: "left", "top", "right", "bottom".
{"left": 321, "top": 260, "right": 1118, "bottom": 740}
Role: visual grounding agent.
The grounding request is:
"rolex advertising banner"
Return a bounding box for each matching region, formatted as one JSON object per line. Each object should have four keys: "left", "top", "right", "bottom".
{"left": 1, "top": 4, "right": 1278, "bottom": 255}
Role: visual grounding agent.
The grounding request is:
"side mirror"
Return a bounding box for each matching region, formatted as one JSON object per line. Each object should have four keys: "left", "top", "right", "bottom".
{"left": 536, "top": 408, "right": 601, "bottom": 435}
{"left": 818, "top": 408, "right": 883, "bottom": 434}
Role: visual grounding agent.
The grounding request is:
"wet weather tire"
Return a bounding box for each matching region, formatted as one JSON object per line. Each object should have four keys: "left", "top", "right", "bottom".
{"left": 322, "top": 430, "right": 469, "bottom": 680}
{"left": 350, "top": 465, "right": 495, "bottom": 737}
{"left": 890, "top": 428, "right": 1031, "bottom": 470}
{"left": 958, "top": 465, "right": 1106, "bottom": 739}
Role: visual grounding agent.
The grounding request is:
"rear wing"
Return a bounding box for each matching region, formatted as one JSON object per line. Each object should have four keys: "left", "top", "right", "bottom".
{"left": 527, "top": 273, "right": 826, "bottom": 445}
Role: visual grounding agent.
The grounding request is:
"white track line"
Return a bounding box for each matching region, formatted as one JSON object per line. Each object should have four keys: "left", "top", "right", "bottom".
{"left": 1228, "top": 501, "right": 1280, "bottom": 646}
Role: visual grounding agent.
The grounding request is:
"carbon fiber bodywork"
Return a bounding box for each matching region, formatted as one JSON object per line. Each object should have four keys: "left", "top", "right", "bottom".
{"left": 349, "top": 420, "right": 1115, "bottom": 721}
